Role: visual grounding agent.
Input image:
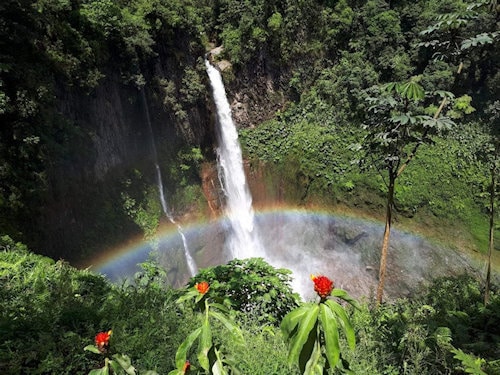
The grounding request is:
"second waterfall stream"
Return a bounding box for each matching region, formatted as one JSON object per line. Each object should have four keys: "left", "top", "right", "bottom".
{"left": 205, "top": 58, "right": 266, "bottom": 260}
{"left": 141, "top": 89, "right": 197, "bottom": 277}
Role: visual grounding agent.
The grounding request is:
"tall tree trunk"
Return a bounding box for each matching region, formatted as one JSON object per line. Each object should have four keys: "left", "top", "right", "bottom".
{"left": 377, "top": 173, "right": 395, "bottom": 305}
{"left": 485, "top": 164, "right": 496, "bottom": 305}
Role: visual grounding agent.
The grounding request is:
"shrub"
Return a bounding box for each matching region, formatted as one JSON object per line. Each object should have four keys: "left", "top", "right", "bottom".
{"left": 189, "top": 258, "right": 300, "bottom": 324}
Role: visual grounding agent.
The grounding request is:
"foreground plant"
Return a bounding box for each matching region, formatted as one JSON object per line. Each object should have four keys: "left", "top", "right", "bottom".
{"left": 281, "top": 275, "right": 358, "bottom": 374}
{"left": 84, "top": 330, "right": 158, "bottom": 375}
{"left": 169, "top": 281, "right": 244, "bottom": 374}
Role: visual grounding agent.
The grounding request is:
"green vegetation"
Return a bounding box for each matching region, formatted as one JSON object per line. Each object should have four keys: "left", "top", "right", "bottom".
{"left": 190, "top": 258, "right": 299, "bottom": 324}
{"left": 1, "top": 239, "right": 499, "bottom": 374}
{"left": 0, "top": 0, "right": 498, "bottom": 267}
{"left": 1, "top": 0, "right": 499, "bottom": 372}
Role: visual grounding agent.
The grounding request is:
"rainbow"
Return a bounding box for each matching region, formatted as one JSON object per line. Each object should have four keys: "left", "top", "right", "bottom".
{"left": 87, "top": 207, "right": 396, "bottom": 280}
{"left": 84, "top": 218, "right": 211, "bottom": 282}
{"left": 83, "top": 207, "right": 480, "bottom": 299}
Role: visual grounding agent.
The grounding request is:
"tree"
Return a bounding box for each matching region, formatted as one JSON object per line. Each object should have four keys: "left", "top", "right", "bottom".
{"left": 356, "top": 78, "right": 455, "bottom": 304}
{"left": 189, "top": 258, "right": 300, "bottom": 324}
{"left": 418, "top": 0, "right": 500, "bottom": 304}
{"left": 482, "top": 103, "right": 500, "bottom": 304}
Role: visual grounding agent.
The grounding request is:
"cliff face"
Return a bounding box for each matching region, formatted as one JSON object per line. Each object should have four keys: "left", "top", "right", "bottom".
{"left": 213, "top": 49, "right": 288, "bottom": 130}
{"left": 30, "top": 42, "right": 284, "bottom": 264}
{"left": 36, "top": 54, "right": 214, "bottom": 264}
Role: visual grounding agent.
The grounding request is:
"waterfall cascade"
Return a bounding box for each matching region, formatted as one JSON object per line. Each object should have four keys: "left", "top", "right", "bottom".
{"left": 141, "top": 89, "right": 198, "bottom": 277}
{"left": 205, "top": 59, "right": 265, "bottom": 260}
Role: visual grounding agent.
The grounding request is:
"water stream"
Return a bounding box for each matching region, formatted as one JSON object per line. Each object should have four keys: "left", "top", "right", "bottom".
{"left": 141, "top": 89, "right": 197, "bottom": 277}
{"left": 205, "top": 59, "right": 265, "bottom": 260}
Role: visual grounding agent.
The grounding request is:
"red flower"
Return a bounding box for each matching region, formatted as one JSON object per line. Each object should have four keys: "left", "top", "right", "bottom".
{"left": 95, "top": 330, "right": 112, "bottom": 352}
{"left": 195, "top": 281, "right": 210, "bottom": 295}
{"left": 182, "top": 360, "right": 191, "bottom": 374}
{"left": 311, "top": 275, "right": 334, "bottom": 299}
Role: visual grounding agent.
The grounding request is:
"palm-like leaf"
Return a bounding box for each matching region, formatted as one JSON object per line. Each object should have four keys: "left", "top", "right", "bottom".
{"left": 175, "top": 327, "right": 202, "bottom": 369}
{"left": 283, "top": 304, "right": 320, "bottom": 366}
{"left": 331, "top": 289, "right": 359, "bottom": 309}
{"left": 325, "top": 300, "right": 356, "bottom": 350}
{"left": 198, "top": 318, "right": 213, "bottom": 371}
{"left": 209, "top": 309, "right": 244, "bottom": 346}
{"left": 319, "top": 303, "right": 341, "bottom": 368}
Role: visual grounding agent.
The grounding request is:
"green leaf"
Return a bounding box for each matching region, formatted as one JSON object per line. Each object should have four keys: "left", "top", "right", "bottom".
{"left": 109, "top": 359, "right": 122, "bottom": 374}
{"left": 398, "top": 81, "right": 425, "bottom": 101}
{"left": 212, "top": 348, "right": 229, "bottom": 375}
{"left": 175, "top": 327, "right": 202, "bottom": 369}
{"left": 298, "top": 323, "right": 319, "bottom": 374}
{"left": 303, "top": 336, "right": 323, "bottom": 375}
{"left": 325, "top": 300, "right": 356, "bottom": 350}
{"left": 331, "top": 289, "right": 359, "bottom": 309}
{"left": 391, "top": 114, "right": 409, "bottom": 125}
{"left": 89, "top": 368, "right": 109, "bottom": 375}
{"left": 319, "top": 303, "right": 340, "bottom": 368}
{"left": 198, "top": 318, "right": 213, "bottom": 371}
{"left": 281, "top": 304, "right": 311, "bottom": 338}
{"left": 421, "top": 116, "right": 455, "bottom": 131}
{"left": 209, "top": 310, "right": 244, "bottom": 346}
{"left": 209, "top": 302, "right": 230, "bottom": 314}
{"left": 451, "top": 348, "right": 487, "bottom": 375}
{"left": 382, "top": 82, "right": 398, "bottom": 93}
{"left": 84, "top": 345, "right": 101, "bottom": 354}
{"left": 461, "top": 33, "right": 494, "bottom": 50}
{"left": 288, "top": 304, "right": 320, "bottom": 366}
{"left": 176, "top": 288, "right": 199, "bottom": 305}
{"left": 112, "top": 354, "right": 136, "bottom": 375}
{"left": 434, "top": 90, "right": 455, "bottom": 99}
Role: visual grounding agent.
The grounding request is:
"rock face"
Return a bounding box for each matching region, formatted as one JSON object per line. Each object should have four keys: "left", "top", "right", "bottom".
{"left": 209, "top": 46, "right": 287, "bottom": 130}
{"left": 37, "top": 55, "right": 213, "bottom": 263}
{"left": 34, "top": 44, "right": 286, "bottom": 264}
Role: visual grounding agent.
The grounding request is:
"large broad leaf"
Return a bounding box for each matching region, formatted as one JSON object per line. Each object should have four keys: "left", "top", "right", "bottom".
{"left": 84, "top": 345, "right": 101, "bottom": 354}
{"left": 451, "top": 348, "right": 488, "bottom": 375}
{"left": 212, "top": 348, "right": 229, "bottom": 375}
{"left": 325, "top": 300, "right": 356, "bottom": 350}
{"left": 397, "top": 81, "right": 425, "bottom": 101}
{"left": 197, "top": 318, "right": 213, "bottom": 372}
{"left": 391, "top": 114, "right": 409, "bottom": 125}
{"left": 421, "top": 116, "right": 454, "bottom": 131}
{"left": 112, "top": 354, "right": 136, "bottom": 375}
{"left": 461, "top": 33, "right": 494, "bottom": 50}
{"left": 298, "top": 323, "right": 319, "bottom": 374}
{"left": 382, "top": 82, "right": 398, "bottom": 94}
{"left": 209, "top": 309, "right": 244, "bottom": 346}
{"left": 331, "top": 289, "right": 359, "bottom": 309}
{"left": 209, "top": 302, "right": 230, "bottom": 314}
{"left": 288, "top": 304, "right": 320, "bottom": 366}
{"left": 319, "top": 303, "right": 340, "bottom": 369}
{"left": 175, "top": 327, "right": 202, "bottom": 369}
{"left": 281, "top": 304, "right": 311, "bottom": 338}
{"left": 89, "top": 368, "right": 109, "bottom": 375}
{"left": 302, "top": 334, "right": 324, "bottom": 375}
{"left": 176, "top": 288, "right": 200, "bottom": 305}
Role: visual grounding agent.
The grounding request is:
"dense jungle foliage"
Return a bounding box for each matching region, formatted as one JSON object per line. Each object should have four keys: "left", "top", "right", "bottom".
{"left": 1, "top": 0, "right": 499, "bottom": 373}
{"left": 0, "top": 0, "right": 498, "bottom": 261}
{"left": 1, "top": 237, "right": 499, "bottom": 374}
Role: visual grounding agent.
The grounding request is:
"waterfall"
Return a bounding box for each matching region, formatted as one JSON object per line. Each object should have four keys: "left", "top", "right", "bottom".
{"left": 205, "top": 58, "right": 265, "bottom": 260}
{"left": 140, "top": 89, "right": 198, "bottom": 277}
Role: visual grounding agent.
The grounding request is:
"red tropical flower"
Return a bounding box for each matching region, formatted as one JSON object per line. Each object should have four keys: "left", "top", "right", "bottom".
{"left": 195, "top": 281, "right": 210, "bottom": 295}
{"left": 311, "top": 275, "right": 334, "bottom": 299}
{"left": 95, "top": 330, "right": 112, "bottom": 352}
{"left": 182, "top": 360, "right": 191, "bottom": 374}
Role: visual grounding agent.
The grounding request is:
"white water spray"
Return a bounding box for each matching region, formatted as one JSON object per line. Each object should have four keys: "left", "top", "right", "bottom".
{"left": 141, "top": 90, "right": 197, "bottom": 276}
{"left": 205, "top": 59, "right": 264, "bottom": 260}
